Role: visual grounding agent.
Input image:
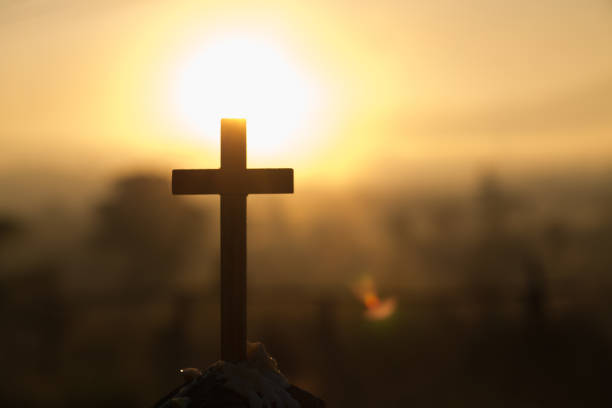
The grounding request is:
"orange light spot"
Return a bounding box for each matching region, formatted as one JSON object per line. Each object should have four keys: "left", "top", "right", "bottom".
{"left": 352, "top": 275, "right": 398, "bottom": 321}
{"left": 363, "top": 292, "right": 380, "bottom": 309}
{"left": 365, "top": 297, "right": 398, "bottom": 321}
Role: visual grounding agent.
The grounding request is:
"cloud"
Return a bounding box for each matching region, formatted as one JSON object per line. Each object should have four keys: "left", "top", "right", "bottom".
{"left": 416, "top": 76, "right": 612, "bottom": 136}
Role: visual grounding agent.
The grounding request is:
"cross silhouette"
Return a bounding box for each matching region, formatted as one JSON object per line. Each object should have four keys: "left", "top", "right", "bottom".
{"left": 172, "top": 118, "right": 294, "bottom": 362}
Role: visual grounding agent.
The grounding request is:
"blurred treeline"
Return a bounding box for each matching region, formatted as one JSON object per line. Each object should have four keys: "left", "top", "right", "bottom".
{"left": 1, "top": 169, "right": 612, "bottom": 407}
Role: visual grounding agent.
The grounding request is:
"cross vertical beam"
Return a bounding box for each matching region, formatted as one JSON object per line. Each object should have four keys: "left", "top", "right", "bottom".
{"left": 221, "top": 118, "right": 246, "bottom": 170}
{"left": 220, "top": 119, "right": 247, "bottom": 362}
{"left": 220, "top": 193, "right": 246, "bottom": 362}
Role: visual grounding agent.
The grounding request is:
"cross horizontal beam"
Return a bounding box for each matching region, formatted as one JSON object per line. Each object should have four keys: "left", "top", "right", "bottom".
{"left": 172, "top": 168, "right": 294, "bottom": 195}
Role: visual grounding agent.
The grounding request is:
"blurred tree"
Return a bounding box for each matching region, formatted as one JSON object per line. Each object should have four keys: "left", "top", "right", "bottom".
{"left": 468, "top": 174, "right": 525, "bottom": 319}
{"left": 522, "top": 253, "right": 547, "bottom": 331}
{"left": 477, "top": 173, "right": 514, "bottom": 236}
{"left": 0, "top": 263, "right": 68, "bottom": 402}
{"left": 0, "top": 214, "right": 22, "bottom": 245}
{"left": 92, "top": 174, "right": 208, "bottom": 295}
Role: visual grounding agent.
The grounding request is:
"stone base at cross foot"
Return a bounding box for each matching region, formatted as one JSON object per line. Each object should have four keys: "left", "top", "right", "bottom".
{"left": 153, "top": 342, "right": 325, "bottom": 408}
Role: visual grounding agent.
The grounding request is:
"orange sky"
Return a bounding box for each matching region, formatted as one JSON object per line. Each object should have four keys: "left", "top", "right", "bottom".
{"left": 1, "top": 0, "right": 611, "bottom": 194}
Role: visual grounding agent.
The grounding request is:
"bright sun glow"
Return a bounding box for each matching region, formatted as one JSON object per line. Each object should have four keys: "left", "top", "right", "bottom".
{"left": 171, "top": 35, "right": 319, "bottom": 158}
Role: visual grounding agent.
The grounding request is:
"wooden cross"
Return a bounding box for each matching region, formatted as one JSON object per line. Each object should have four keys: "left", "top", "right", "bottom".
{"left": 172, "top": 118, "right": 294, "bottom": 362}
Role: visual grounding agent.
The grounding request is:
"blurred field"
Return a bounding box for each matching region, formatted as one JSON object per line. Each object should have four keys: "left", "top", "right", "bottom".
{"left": 1, "top": 167, "right": 612, "bottom": 407}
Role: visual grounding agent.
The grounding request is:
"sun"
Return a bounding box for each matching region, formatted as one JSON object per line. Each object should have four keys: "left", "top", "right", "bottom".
{"left": 170, "top": 34, "right": 319, "bottom": 159}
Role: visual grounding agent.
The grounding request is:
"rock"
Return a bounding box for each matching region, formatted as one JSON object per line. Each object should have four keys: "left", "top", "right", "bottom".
{"left": 154, "top": 369, "right": 324, "bottom": 408}
{"left": 180, "top": 368, "right": 203, "bottom": 383}
{"left": 153, "top": 343, "right": 324, "bottom": 408}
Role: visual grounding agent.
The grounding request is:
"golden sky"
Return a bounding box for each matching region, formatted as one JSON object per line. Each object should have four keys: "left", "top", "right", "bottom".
{"left": 1, "top": 0, "right": 611, "bottom": 190}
